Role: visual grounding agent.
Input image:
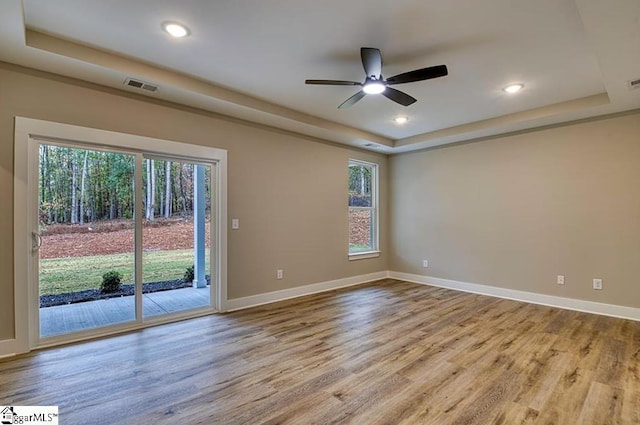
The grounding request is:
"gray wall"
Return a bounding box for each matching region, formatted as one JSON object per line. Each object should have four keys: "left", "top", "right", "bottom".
{"left": 0, "top": 63, "right": 388, "bottom": 340}
{"left": 390, "top": 112, "right": 640, "bottom": 308}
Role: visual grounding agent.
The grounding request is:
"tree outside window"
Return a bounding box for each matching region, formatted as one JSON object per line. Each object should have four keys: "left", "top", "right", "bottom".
{"left": 348, "top": 160, "right": 378, "bottom": 254}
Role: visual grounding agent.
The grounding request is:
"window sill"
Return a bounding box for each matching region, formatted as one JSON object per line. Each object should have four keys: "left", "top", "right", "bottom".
{"left": 348, "top": 251, "right": 381, "bottom": 261}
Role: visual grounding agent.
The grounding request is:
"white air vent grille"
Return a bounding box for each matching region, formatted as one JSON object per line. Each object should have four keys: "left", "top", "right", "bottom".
{"left": 141, "top": 83, "right": 158, "bottom": 92}
{"left": 124, "top": 78, "right": 159, "bottom": 92}
{"left": 628, "top": 78, "right": 640, "bottom": 91}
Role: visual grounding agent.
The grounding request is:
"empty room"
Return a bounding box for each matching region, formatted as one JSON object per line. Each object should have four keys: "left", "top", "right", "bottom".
{"left": 1, "top": 0, "right": 639, "bottom": 424}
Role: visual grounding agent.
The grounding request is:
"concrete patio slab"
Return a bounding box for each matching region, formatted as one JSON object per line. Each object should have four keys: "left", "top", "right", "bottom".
{"left": 40, "top": 286, "right": 211, "bottom": 338}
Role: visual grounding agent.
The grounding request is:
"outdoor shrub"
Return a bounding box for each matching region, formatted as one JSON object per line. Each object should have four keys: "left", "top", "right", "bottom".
{"left": 101, "top": 271, "right": 122, "bottom": 293}
{"left": 184, "top": 265, "right": 194, "bottom": 283}
{"left": 348, "top": 194, "right": 372, "bottom": 207}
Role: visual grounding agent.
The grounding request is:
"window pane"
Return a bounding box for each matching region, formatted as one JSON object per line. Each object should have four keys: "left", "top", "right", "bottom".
{"left": 349, "top": 208, "right": 373, "bottom": 252}
{"left": 142, "top": 160, "right": 211, "bottom": 318}
{"left": 349, "top": 163, "right": 372, "bottom": 207}
{"left": 38, "top": 145, "right": 136, "bottom": 338}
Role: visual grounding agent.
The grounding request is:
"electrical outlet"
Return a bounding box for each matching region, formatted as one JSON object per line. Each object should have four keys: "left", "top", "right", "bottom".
{"left": 231, "top": 218, "right": 239, "bottom": 229}
{"left": 423, "top": 260, "right": 429, "bottom": 268}
{"left": 593, "top": 278, "right": 603, "bottom": 290}
{"left": 557, "top": 275, "right": 565, "bottom": 285}
{"left": 277, "top": 269, "right": 283, "bottom": 279}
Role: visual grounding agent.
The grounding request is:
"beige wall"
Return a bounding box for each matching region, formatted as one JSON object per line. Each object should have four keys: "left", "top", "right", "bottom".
{"left": 390, "top": 112, "right": 640, "bottom": 308}
{"left": 3, "top": 59, "right": 638, "bottom": 343}
{"left": 0, "top": 63, "right": 388, "bottom": 340}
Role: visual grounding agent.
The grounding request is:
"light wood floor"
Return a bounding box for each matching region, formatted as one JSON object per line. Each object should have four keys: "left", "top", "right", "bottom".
{"left": 1, "top": 278, "right": 639, "bottom": 424}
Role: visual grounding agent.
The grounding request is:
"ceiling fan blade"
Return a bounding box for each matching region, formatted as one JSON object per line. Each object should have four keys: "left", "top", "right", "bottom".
{"left": 382, "top": 87, "right": 417, "bottom": 106}
{"left": 386, "top": 64, "right": 448, "bottom": 85}
{"left": 338, "top": 91, "right": 366, "bottom": 109}
{"left": 305, "top": 79, "right": 361, "bottom": 86}
{"left": 361, "top": 47, "right": 382, "bottom": 79}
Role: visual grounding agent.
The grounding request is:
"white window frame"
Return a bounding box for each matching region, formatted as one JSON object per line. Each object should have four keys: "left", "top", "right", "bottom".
{"left": 348, "top": 159, "right": 379, "bottom": 260}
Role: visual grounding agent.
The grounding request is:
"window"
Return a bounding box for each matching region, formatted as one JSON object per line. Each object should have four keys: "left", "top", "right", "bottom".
{"left": 348, "top": 160, "right": 378, "bottom": 258}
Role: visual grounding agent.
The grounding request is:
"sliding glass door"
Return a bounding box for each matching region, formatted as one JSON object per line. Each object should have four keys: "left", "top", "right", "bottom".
{"left": 34, "top": 141, "right": 216, "bottom": 341}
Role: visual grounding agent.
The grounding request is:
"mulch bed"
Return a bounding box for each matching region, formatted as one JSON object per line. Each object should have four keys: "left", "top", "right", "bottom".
{"left": 40, "top": 218, "right": 210, "bottom": 259}
{"left": 40, "top": 276, "right": 210, "bottom": 308}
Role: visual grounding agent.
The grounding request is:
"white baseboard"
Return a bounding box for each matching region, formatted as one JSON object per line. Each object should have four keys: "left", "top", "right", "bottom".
{"left": 224, "top": 271, "right": 389, "bottom": 311}
{"left": 389, "top": 271, "right": 640, "bottom": 322}
{"left": 0, "top": 338, "right": 22, "bottom": 359}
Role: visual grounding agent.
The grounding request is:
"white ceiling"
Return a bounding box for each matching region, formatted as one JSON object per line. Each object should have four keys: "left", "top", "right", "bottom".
{"left": 0, "top": 0, "right": 638, "bottom": 153}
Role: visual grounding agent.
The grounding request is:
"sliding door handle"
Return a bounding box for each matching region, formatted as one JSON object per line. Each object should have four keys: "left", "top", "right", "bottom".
{"left": 32, "top": 232, "right": 42, "bottom": 251}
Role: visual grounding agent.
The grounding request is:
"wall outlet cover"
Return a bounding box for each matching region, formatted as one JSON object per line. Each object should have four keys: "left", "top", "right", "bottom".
{"left": 593, "top": 279, "right": 603, "bottom": 290}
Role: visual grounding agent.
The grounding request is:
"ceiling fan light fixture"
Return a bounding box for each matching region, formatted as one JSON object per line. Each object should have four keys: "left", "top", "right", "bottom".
{"left": 503, "top": 83, "right": 524, "bottom": 94}
{"left": 162, "top": 22, "right": 190, "bottom": 38}
{"left": 363, "top": 82, "right": 386, "bottom": 95}
{"left": 394, "top": 116, "right": 408, "bottom": 124}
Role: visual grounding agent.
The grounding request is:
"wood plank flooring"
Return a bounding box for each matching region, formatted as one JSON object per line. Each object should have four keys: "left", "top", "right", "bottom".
{"left": 1, "top": 278, "right": 640, "bottom": 424}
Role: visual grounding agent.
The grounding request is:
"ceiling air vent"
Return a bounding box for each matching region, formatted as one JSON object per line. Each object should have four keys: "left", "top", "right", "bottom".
{"left": 124, "top": 78, "right": 159, "bottom": 92}
{"left": 628, "top": 78, "right": 640, "bottom": 91}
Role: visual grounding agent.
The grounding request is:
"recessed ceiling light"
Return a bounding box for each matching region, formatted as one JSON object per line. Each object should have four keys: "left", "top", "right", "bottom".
{"left": 503, "top": 83, "right": 524, "bottom": 94}
{"left": 394, "top": 116, "right": 408, "bottom": 124}
{"left": 162, "top": 22, "right": 190, "bottom": 38}
{"left": 363, "top": 82, "right": 386, "bottom": 95}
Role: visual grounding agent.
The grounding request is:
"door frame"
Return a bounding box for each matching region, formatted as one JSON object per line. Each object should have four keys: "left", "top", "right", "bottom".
{"left": 14, "top": 117, "right": 228, "bottom": 352}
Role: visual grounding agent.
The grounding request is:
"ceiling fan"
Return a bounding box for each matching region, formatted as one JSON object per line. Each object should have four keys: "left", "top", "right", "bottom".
{"left": 305, "top": 47, "right": 448, "bottom": 109}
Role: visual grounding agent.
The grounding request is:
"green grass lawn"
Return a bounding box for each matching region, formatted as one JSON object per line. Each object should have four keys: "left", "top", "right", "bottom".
{"left": 40, "top": 249, "right": 210, "bottom": 295}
